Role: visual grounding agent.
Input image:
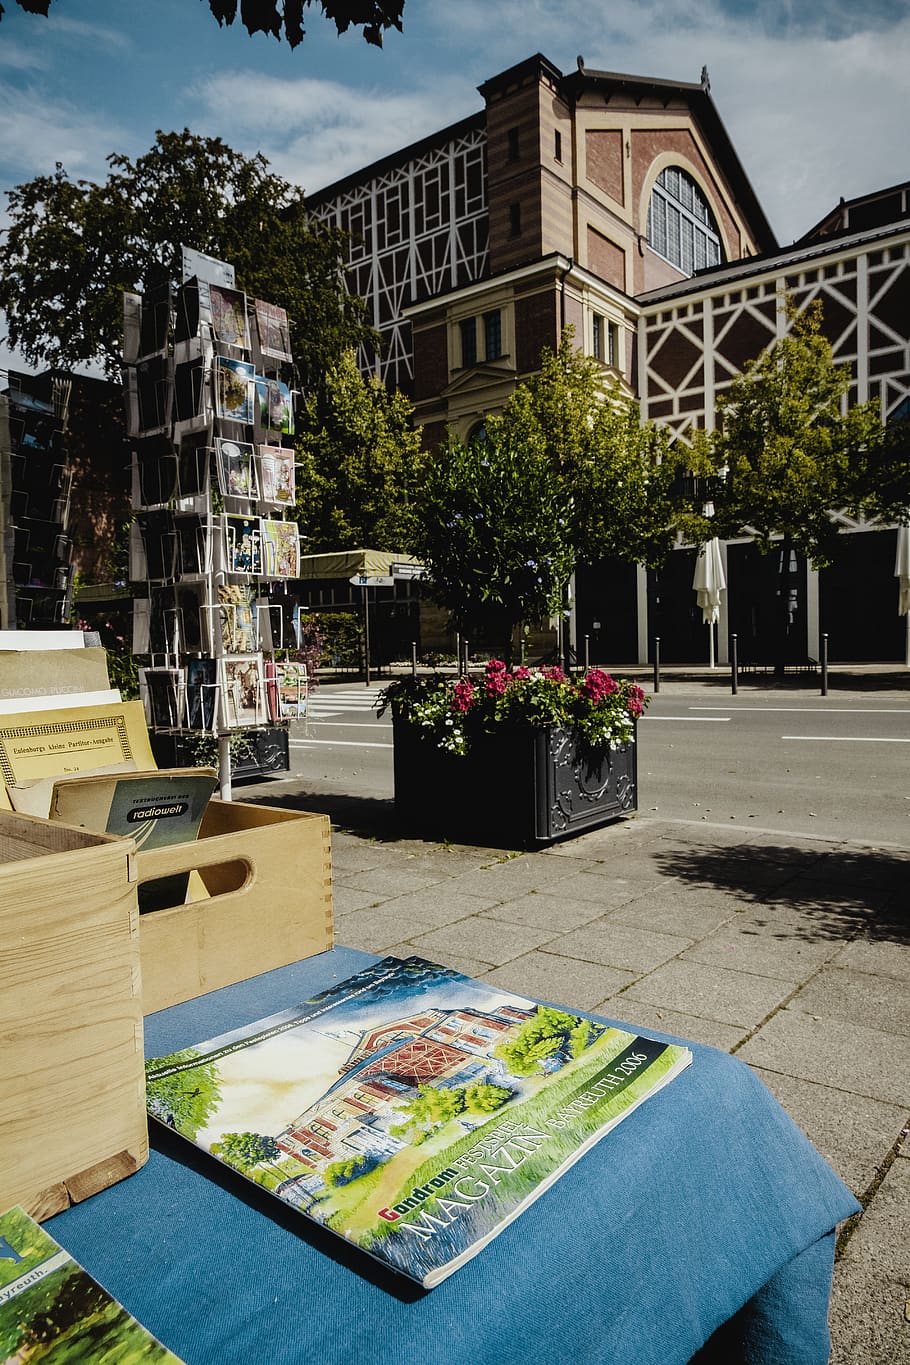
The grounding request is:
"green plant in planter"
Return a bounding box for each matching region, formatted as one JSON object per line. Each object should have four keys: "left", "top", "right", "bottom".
{"left": 379, "top": 660, "right": 648, "bottom": 757}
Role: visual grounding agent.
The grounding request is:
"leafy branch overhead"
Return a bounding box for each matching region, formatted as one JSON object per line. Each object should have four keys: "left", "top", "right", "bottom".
{"left": 0, "top": 131, "right": 374, "bottom": 384}
{"left": 1, "top": 0, "right": 405, "bottom": 47}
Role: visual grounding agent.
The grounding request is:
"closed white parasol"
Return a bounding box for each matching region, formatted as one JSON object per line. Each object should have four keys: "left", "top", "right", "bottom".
{"left": 693, "top": 538, "right": 726, "bottom": 666}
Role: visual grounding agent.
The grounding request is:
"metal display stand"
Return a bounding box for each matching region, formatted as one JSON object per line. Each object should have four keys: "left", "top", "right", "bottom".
{"left": 122, "top": 251, "right": 303, "bottom": 794}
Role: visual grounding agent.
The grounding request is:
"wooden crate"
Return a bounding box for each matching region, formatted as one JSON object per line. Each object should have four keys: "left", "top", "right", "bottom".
{"left": 137, "top": 800, "right": 333, "bottom": 1013}
{"left": 0, "top": 811, "right": 147, "bottom": 1221}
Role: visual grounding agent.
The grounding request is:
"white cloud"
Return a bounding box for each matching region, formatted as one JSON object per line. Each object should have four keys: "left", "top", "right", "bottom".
{"left": 0, "top": 87, "right": 128, "bottom": 185}
{"left": 196, "top": 70, "right": 478, "bottom": 195}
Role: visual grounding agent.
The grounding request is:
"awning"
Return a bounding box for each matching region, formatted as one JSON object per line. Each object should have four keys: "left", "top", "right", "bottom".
{"left": 294, "top": 549, "right": 422, "bottom": 582}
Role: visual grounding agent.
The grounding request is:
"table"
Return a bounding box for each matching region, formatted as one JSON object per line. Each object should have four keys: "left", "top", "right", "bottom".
{"left": 47, "top": 947, "right": 859, "bottom": 1364}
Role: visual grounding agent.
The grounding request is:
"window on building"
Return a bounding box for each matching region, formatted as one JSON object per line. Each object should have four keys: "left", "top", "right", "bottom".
{"left": 507, "top": 127, "right": 520, "bottom": 161}
{"left": 646, "top": 167, "right": 723, "bottom": 275}
{"left": 483, "top": 310, "right": 502, "bottom": 360}
{"left": 460, "top": 317, "right": 477, "bottom": 368}
{"left": 509, "top": 202, "right": 522, "bottom": 237}
{"left": 592, "top": 313, "right": 618, "bottom": 367}
{"left": 554, "top": 129, "right": 562, "bottom": 163}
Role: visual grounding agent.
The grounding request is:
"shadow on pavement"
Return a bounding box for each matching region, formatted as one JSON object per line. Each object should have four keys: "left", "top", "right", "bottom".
{"left": 652, "top": 841, "right": 910, "bottom": 944}
{"left": 238, "top": 789, "right": 402, "bottom": 841}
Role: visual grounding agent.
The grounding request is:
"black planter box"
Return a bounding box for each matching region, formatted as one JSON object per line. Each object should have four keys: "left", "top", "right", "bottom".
{"left": 392, "top": 719, "right": 637, "bottom": 848}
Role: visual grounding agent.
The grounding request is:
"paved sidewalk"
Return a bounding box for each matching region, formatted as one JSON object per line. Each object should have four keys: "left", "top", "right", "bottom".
{"left": 241, "top": 666, "right": 910, "bottom": 1361}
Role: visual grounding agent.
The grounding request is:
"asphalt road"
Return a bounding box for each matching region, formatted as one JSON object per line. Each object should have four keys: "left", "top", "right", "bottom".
{"left": 256, "top": 681, "right": 910, "bottom": 849}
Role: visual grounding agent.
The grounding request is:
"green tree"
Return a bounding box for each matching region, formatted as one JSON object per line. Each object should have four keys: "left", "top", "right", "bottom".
{"left": 0, "top": 131, "right": 372, "bottom": 384}
{"left": 463, "top": 1082, "right": 512, "bottom": 1114}
{"left": 492, "top": 332, "right": 690, "bottom": 569}
{"left": 144, "top": 1050, "right": 221, "bottom": 1138}
{"left": 212, "top": 1131, "right": 280, "bottom": 1171}
{"left": 323, "top": 1153, "right": 372, "bottom": 1186}
{"left": 411, "top": 332, "right": 698, "bottom": 660}
{"left": 411, "top": 428, "right": 576, "bottom": 660}
{"left": 295, "top": 348, "right": 426, "bottom": 550}
{"left": 494, "top": 1006, "right": 587, "bottom": 1077}
{"left": 709, "top": 296, "right": 885, "bottom": 673}
{"left": 1, "top": 0, "right": 405, "bottom": 48}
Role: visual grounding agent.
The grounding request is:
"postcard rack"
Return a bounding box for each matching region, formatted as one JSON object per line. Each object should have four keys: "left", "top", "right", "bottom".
{"left": 122, "top": 252, "right": 309, "bottom": 787}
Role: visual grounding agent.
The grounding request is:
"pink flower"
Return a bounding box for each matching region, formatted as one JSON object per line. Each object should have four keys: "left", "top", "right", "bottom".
{"left": 485, "top": 659, "right": 507, "bottom": 674}
{"left": 542, "top": 666, "right": 566, "bottom": 682}
{"left": 513, "top": 666, "right": 530, "bottom": 679}
{"left": 581, "top": 668, "right": 618, "bottom": 701}
{"left": 485, "top": 671, "right": 509, "bottom": 696}
{"left": 452, "top": 677, "right": 475, "bottom": 713}
{"left": 627, "top": 698, "right": 643, "bottom": 718}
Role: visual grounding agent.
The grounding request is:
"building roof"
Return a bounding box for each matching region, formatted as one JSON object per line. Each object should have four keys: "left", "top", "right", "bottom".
{"left": 635, "top": 217, "right": 910, "bottom": 307}
{"left": 560, "top": 58, "right": 778, "bottom": 255}
{"left": 306, "top": 111, "right": 484, "bottom": 206}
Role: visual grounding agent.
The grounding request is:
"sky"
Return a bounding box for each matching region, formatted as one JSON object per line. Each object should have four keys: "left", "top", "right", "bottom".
{"left": 1, "top": 0, "right": 908, "bottom": 376}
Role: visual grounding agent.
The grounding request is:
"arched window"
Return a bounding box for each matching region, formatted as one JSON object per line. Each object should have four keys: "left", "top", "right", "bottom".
{"left": 647, "top": 167, "right": 723, "bottom": 275}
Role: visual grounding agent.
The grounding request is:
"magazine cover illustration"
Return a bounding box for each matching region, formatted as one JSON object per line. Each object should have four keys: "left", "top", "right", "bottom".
{"left": 0, "top": 1205, "right": 182, "bottom": 1362}
{"left": 146, "top": 956, "right": 691, "bottom": 1288}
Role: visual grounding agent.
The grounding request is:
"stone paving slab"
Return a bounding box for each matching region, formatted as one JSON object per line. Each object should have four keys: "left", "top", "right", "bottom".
{"left": 366, "top": 885, "right": 502, "bottom": 925}
{"left": 534, "top": 868, "right": 668, "bottom": 910}
{"left": 681, "top": 918, "right": 844, "bottom": 980}
{"left": 829, "top": 1155, "right": 910, "bottom": 1365}
{"left": 620, "top": 958, "right": 794, "bottom": 1028}
{"left": 789, "top": 966, "right": 910, "bottom": 1038}
{"left": 747, "top": 1067, "right": 908, "bottom": 1198}
{"left": 604, "top": 887, "right": 742, "bottom": 940}
{"left": 602, "top": 998, "right": 747, "bottom": 1052}
{"left": 445, "top": 854, "right": 583, "bottom": 899}
{"left": 478, "top": 950, "right": 636, "bottom": 1011}
{"left": 834, "top": 938, "right": 910, "bottom": 982}
{"left": 738, "top": 1010, "right": 910, "bottom": 1106}
{"left": 334, "top": 864, "right": 452, "bottom": 897}
{"left": 332, "top": 885, "right": 382, "bottom": 915}
{"left": 545, "top": 920, "right": 693, "bottom": 973}
{"left": 392, "top": 916, "right": 561, "bottom": 967}
{"left": 478, "top": 890, "right": 609, "bottom": 931}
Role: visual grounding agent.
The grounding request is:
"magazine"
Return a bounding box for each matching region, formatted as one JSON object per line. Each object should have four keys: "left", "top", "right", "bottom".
{"left": 261, "top": 518, "right": 300, "bottom": 578}
{"left": 257, "top": 444, "right": 295, "bottom": 506}
{"left": 146, "top": 955, "right": 692, "bottom": 1289}
{"left": 0, "top": 1205, "right": 182, "bottom": 1362}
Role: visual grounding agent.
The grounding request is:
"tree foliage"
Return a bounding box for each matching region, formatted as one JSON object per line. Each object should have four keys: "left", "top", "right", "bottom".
{"left": 0, "top": 0, "right": 405, "bottom": 48}
{"left": 145, "top": 1050, "right": 221, "bottom": 1138}
{"left": 411, "top": 331, "right": 700, "bottom": 655}
{"left": 411, "top": 428, "right": 576, "bottom": 650}
{"left": 710, "top": 297, "right": 885, "bottom": 566}
{"left": 0, "top": 131, "right": 372, "bottom": 383}
{"left": 391, "top": 1082, "right": 511, "bottom": 1141}
{"left": 494, "top": 1006, "right": 590, "bottom": 1077}
{"left": 212, "top": 1131, "right": 280, "bottom": 1171}
{"left": 323, "top": 1153, "right": 372, "bottom": 1186}
{"left": 295, "top": 348, "right": 426, "bottom": 551}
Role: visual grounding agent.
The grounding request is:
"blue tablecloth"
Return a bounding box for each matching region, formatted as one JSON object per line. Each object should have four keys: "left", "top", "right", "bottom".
{"left": 47, "top": 947, "right": 859, "bottom": 1365}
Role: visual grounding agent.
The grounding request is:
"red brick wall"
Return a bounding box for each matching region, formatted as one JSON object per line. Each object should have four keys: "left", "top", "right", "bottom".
{"left": 585, "top": 129, "right": 624, "bottom": 204}
{"left": 412, "top": 322, "right": 449, "bottom": 402}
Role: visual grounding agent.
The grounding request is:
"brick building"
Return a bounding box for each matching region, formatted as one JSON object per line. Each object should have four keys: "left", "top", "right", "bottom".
{"left": 310, "top": 53, "right": 910, "bottom": 665}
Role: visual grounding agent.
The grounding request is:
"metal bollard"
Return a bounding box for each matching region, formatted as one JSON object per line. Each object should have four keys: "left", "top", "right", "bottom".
{"left": 411, "top": 641, "right": 418, "bottom": 678}
{"left": 820, "top": 633, "right": 828, "bottom": 696}
{"left": 584, "top": 634, "right": 590, "bottom": 671}
{"left": 731, "top": 633, "right": 738, "bottom": 695}
{"left": 653, "top": 636, "right": 660, "bottom": 694}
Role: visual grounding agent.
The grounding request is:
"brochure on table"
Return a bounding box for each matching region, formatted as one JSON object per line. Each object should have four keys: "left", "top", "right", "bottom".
{"left": 146, "top": 955, "right": 692, "bottom": 1289}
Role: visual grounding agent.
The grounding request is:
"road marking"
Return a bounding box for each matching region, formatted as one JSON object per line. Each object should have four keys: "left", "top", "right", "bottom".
{"left": 691, "top": 705, "right": 910, "bottom": 714}
{"left": 780, "top": 735, "right": 910, "bottom": 743}
{"left": 307, "top": 721, "right": 393, "bottom": 729}
{"left": 289, "top": 738, "right": 393, "bottom": 749}
{"left": 644, "top": 715, "right": 730, "bottom": 722}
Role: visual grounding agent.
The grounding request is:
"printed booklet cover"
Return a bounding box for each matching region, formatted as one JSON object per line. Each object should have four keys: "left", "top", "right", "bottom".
{"left": 146, "top": 956, "right": 692, "bottom": 1288}
{"left": 0, "top": 1205, "right": 183, "bottom": 1362}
